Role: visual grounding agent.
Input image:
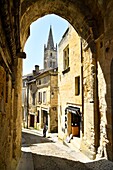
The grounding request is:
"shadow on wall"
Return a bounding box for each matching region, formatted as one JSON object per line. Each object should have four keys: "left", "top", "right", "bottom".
{"left": 99, "top": 57, "right": 113, "bottom": 161}
{"left": 109, "top": 59, "right": 113, "bottom": 160}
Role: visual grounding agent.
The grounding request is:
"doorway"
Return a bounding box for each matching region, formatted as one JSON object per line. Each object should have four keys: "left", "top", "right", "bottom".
{"left": 30, "top": 115, "right": 34, "bottom": 127}
{"left": 43, "top": 110, "right": 48, "bottom": 126}
{"left": 71, "top": 113, "right": 80, "bottom": 137}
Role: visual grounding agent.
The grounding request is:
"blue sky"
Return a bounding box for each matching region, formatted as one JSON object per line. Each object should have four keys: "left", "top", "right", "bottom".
{"left": 23, "top": 14, "right": 69, "bottom": 75}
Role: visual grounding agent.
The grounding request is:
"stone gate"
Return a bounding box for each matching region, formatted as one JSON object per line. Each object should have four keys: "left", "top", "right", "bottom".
{"left": 0, "top": 0, "right": 113, "bottom": 169}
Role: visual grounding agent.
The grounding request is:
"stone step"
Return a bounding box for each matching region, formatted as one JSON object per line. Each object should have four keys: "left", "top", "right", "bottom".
{"left": 70, "top": 137, "right": 82, "bottom": 150}
{"left": 63, "top": 139, "right": 80, "bottom": 152}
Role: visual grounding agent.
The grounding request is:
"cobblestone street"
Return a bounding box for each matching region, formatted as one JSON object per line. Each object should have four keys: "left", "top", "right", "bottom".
{"left": 17, "top": 129, "right": 113, "bottom": 170}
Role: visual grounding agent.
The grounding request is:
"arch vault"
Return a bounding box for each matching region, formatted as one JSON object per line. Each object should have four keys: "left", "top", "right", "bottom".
{"left": 0, "top": 0, "right": 113, "bottom": 169}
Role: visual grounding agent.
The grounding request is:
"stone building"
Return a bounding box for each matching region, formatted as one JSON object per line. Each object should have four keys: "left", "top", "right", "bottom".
{"left": 27, "top": 74, "right": 37, "bottom": 128}
{"left": 22, "top": 65, "right": 40, "bottom": 128}
{"left": 58, "top": 23, "right": 113, "bottom": 160}
{"left": 36, "top": 68, "right": 58, "bottom": 132}
{"left": 22, "top": 67, "right": 58, "bottom": 133}
{"left": 22, "top": 26, "right": 58, "bottom": 132}
{"left": 1, "top": 1, "right": 113, "bottom": 169}
{"left": 58, "top": 25, "right": 82, "bottom": 146}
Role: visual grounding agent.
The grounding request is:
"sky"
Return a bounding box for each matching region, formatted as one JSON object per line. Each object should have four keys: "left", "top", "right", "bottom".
{"left": 23, "top": 14, "right": 69, "bottom": 75}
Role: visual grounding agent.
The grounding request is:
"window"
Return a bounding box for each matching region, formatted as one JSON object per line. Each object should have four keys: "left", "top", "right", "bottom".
{"left": 23, "top": 81, "right": 26, "bottom": 87}
{"left": 63, "top": 45, "right": 69, "bottom": 70}
{"left": 53, "top": 62, "right": 55, "bottom": 68}
{"left": 32, "top": 93, "right": 35, "bottom": 105}
{"left": 50, "top": 61, "right": 52, "bottom": 67}
{"left": 43, "top": 91, "right": 46, "bottom": 104}
{"left": 38, "top": 92, "right": 42, "bottom": 103}
{"left": 43, "top": 77, "right": 46, "bottom": 84}
{"left": 50, "top": 53, "right": 52, "bottom": 57}
{"left": 75, "top": 76, "right": 80, "bottom": 95}
{"left": 37, "top": 111, "right": 39, "bottom": 123}
{"left": 39, "top": 79, "right": 41, "bottom": 85}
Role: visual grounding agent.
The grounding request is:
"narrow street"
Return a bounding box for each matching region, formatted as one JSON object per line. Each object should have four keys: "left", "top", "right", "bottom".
{"left": 17, "top": 128, "right": 113, "bottom": 170}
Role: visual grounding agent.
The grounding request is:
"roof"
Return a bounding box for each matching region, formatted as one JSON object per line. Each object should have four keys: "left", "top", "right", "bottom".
{"left": 47, "top": 25, "right": 54, "bottom": 49}
{"left": 22, "top": 67, "right": 58, "bottom": 84}
{"left": 35, "top": 67, "right": 58, "bottom": 79}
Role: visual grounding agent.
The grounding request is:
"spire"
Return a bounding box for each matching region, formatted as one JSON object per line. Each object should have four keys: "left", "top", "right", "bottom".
{"left": 47, "top": 25, "right": 54, "bottom": 49}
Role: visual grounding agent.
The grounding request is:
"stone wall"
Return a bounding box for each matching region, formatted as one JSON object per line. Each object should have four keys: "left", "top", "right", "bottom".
{"left": 94, "top": 0, "right": 113, "bottom": 160}
{"left": 81, "top": 44, "right": 97, "bottom": 159}
{"left": 12, "top": 59, "right": 22, "bottom": 169}
{"left": 96, "top": 26, "right": 113, "bottom": 160}
{"left": 58, "top": 25, "right": 82, "bottom": 140}
{"left": 0, "top": 15, "right": 22, "bottom": 169}
{"left": 0, "top": 59, "right": 22, "bottom": 170}
{"left": 50, "top": 73, "right": 58, "bottom": 132}
{"left": 80, "top": 0, "right": 113, "bottom": 160}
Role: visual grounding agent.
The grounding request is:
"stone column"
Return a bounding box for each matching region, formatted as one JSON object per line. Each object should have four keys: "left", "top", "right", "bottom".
{"left": 81, "top": 40, "right": 99, "bottom": 159}
{"left": 12, "top": 58, "right": 22, "bottom": 169}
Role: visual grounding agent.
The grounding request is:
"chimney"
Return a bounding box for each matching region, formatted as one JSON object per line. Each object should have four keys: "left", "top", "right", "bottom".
{"left": 35, "top": 65, "right": 39, "bottom": 73}
{"left": 33, "top": 70, "right": 36, "bottom": 76}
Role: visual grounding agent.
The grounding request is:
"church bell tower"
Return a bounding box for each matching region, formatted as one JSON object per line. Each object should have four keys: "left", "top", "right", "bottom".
{"left": 44, "top": 26, "right": 57, "bottom": 70}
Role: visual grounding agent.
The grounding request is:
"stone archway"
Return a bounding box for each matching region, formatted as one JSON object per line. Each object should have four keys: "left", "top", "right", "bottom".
{"left": 18, "top": 0, "right": 113, "bottom": 165}
{"left": 20, "top": 0, "right": 113, "bottom": 163}
{"left": 20, "top": 0, "right": 104, "bottom": 160}
{"left": 20, "top": 0, "right": 104, "bottom": 49}
{"left": 1, "top": 0, "right": 113, "bottom": 169}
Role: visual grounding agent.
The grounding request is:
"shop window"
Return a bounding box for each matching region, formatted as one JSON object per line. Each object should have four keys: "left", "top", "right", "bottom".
{"left": 75, "top": 76, "right": 80, "bottom": 95}
{"left": 71, "top": 114, "right": 79, "bottom": 125}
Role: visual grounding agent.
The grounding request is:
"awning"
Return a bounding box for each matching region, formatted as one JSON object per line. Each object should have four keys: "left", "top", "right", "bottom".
{"left": 65, "top": 106, "right": 80, "bottom": 115}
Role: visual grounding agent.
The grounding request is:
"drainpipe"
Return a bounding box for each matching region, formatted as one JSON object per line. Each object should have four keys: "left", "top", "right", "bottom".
{"left": 80, "top": 38, "right": 84, "bottom": 135}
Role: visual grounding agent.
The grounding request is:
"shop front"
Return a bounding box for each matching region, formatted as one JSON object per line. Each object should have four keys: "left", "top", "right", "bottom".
{"left": 65, "top": 106, "right": 81, "bottom": 137}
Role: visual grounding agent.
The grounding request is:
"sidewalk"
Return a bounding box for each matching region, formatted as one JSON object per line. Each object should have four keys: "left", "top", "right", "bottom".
{"left": 16, "top": 128, "right": 59, "bottom": 170}
{"left": 16, "top": 128, "right": 113, "bottom": 170}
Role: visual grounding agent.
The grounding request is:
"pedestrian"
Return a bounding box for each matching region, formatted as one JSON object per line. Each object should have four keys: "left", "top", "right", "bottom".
{"left": 43, "top": 123, "right": 47, "bottom": 137}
